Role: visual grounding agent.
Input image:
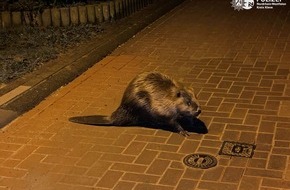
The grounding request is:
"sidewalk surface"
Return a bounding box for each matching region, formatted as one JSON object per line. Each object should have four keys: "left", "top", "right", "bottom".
{"left": 1, "top": 0, "right": 290, "bottom": 189}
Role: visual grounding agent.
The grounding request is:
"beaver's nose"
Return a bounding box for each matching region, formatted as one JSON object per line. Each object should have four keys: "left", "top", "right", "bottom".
{"left": 197, "top": 109, "right": 201, "bottom": 115}
{"left": 194, "top": 108, "right": 201, "bottom": 117}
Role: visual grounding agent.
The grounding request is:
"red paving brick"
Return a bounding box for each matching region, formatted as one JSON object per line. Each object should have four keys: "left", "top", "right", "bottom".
{"left": 0, "top": 0, "right": 290, "bottom": 189}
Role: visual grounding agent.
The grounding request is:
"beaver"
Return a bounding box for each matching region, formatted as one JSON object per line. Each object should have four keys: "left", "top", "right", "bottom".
{"left": 69, "top": 72, "right": 204, "bottom": 136}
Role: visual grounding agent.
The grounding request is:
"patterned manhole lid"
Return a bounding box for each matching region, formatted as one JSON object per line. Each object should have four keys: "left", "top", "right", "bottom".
{"left": 183, "top": 153, "right": 217, "bottom": 169}
{"left": 219, "top": 141, "right": 256, "bottom": 158}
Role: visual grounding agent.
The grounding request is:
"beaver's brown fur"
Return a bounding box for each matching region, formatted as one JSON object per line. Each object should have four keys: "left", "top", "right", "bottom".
{"left": 109, "top": 72, "right": 201, "bottom": 136}
{"left": 70, "top": 72, "right": 202, "bottom": 136}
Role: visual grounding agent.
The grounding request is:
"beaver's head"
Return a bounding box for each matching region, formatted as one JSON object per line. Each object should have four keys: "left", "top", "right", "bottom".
{"left": 175, "top": 87, "right": 201, "bottom": 117}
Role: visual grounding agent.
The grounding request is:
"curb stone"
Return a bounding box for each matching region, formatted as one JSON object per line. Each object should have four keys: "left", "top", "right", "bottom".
{"left": 0, "top": 0, "right": 185, "bottom": 128}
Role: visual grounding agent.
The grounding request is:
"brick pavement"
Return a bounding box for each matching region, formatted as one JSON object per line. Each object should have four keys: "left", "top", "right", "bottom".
{"left": 0, "top": 0, "right": 290, "bottom": 189}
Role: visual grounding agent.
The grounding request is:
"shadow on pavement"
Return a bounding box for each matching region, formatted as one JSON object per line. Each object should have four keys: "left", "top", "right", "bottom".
{"left": 69, "top": 115, "right": 208, "bottom": 135}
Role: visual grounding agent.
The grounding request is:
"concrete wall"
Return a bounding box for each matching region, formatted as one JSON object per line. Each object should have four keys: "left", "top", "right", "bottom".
{"left": 0, "top": 0, "right": 154, "bottom": 28}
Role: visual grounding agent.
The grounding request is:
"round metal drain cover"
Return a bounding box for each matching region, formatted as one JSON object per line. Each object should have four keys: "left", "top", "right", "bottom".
{"left": 183, "top": 153, "right": 217, "bottom": 169}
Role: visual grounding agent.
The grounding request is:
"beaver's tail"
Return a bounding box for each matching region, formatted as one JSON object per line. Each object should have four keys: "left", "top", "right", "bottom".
{"left": 69, "top": 115, "right": 113, "bottom": 126}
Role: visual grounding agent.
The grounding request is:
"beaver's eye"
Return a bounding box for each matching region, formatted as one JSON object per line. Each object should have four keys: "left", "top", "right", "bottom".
{"left": 187, "top": 101, "right": 191, "bottom": 106}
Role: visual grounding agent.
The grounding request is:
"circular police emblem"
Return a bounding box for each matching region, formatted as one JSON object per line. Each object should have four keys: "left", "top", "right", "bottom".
{"left": 231, "top": 0, "right": 254, "bottom": 11}
{"left": 243, "top": 0, "right": 254, "bottom": 10}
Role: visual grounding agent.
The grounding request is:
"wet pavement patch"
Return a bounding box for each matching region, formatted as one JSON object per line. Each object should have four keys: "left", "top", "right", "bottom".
{"left": 219, "top": 141, "right": 256, "bottom": 158}
{"left": 183, "top": 153, "right": 217, "bottom": 169}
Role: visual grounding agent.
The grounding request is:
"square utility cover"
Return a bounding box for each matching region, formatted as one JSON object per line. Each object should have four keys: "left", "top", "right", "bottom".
{"left": 219, "top": 141, "right": 256, "bottom": 158}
